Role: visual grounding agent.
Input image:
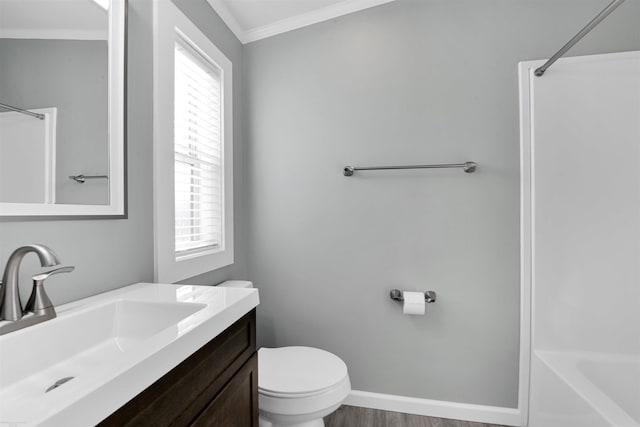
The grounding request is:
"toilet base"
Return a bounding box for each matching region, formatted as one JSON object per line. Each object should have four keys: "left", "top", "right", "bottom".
{"left": 259, "top": 396, "right": 345, "bottom": 427}
{"left": 259, "top": 417, "right": 324, "bottom": 427}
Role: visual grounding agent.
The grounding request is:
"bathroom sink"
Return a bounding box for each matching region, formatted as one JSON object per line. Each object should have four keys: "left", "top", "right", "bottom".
{"left": 0, "top": 283, "right": 259, "bottom": 426}
{"left": 102, "top": 300, "right": 206, "bottom": 341}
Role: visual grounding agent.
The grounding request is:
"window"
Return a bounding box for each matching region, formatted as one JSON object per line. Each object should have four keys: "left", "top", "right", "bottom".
{"left": 174, "top": 38, "right": 222, "bottom": 256}
{"left": 154, "top": 1, "right": 233, "bottom": 283}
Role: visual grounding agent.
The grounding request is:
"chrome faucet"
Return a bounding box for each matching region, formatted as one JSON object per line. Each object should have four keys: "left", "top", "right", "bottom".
{"left": 0, "top": 245, "right": 74, "bottom": 335}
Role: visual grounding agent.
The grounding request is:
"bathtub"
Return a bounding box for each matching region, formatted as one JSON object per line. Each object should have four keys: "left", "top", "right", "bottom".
{"left": 529, "top": 351, "right": 640, "bottom": 427}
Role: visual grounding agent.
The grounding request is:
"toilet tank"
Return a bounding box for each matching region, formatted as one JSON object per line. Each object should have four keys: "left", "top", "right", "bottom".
{"left": 217, "top": 280, "right": 253, "bottom": 289}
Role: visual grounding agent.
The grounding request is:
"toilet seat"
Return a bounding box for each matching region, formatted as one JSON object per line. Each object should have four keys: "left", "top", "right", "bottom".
{"left": 259, "top": 375, "right": 350, "bottom": 399}
{"left": 259, "top": 346, "right": 348, "bottom": 397}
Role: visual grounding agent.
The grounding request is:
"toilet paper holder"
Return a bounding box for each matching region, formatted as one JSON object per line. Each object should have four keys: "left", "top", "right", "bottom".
{"left": 390, "top": 289, "right": 437, "bottom": 303}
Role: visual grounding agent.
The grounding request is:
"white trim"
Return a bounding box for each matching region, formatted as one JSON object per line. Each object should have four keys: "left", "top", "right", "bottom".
{"left": 206, "top": 0, "right": 397, "bottom": 44}
{"left": 346, "top": 391, "right": 522, "bottom": 426}
{"left": 518, "top": 59, "right": 536, "bottom": 427}
{"left": 106, "top": 0, "right": 126, "bottom": 216}
{"left": 0, "top": 29, "right": 108, "bottom": 40}
{"left": 243, "top": 0, "right": 396, "bottom": 43}
{"left": 42, "top": 108, "right": 57, "bottom": 204}
{"left": 0, "top": 0, "right": 125, "bottom": 217}
{"left": 153, "top": 0, "right": 234, "bottom": 283}
{"left": 205, "top": 0, "right": 245, "bottom": 43}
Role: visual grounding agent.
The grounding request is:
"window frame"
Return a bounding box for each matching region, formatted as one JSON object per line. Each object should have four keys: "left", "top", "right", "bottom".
{"left": 153, "top": 0, "right": 233, "bottom": 283}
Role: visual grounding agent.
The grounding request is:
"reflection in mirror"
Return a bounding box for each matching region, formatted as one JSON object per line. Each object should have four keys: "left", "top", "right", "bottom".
{"left": 0, "top": 0, "right": 126, "bottom": 217}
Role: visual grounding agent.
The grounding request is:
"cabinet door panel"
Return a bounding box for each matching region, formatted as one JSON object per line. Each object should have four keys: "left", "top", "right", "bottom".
{"left": 191, "top": 353, "right": 258, "bottom": 427}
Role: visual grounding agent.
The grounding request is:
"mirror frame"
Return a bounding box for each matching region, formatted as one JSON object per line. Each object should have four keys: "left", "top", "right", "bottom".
{"left": 0, "top": 0, "right": 127, "bottom": 218}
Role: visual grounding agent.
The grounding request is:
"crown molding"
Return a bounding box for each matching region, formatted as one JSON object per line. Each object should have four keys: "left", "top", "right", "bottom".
{"left": 207, "top": 0, "right": 396, "bottom": 45}
{"left": 243, "top": 0, "right": 396, "bottom": 43}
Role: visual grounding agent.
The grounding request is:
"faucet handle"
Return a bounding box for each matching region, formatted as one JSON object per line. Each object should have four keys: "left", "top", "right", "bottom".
{"left": 24, "top": 266, "right": 75, "bottom": 316}
{"left": 32, "top": 266, "right": 75, "bottom": 282}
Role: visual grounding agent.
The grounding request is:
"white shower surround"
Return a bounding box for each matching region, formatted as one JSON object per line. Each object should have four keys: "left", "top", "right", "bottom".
{"left": 532, "top": 351, "right": 640, "bottom": 426}
{"left": 0, "top": 107, "right": 56, "bottom": 203}
{"left": 520, "top": 50, "right": 640, "bottom": 427}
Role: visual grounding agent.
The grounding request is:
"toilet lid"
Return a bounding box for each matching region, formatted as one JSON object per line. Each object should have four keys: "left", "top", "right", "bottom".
{"left": 258, "top": 346, "right": 348, "bottom": 396}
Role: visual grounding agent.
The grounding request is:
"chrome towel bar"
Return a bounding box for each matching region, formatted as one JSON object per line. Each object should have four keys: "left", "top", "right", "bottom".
{"left": 343, "top": 162, "right": 476, "bottom": 176}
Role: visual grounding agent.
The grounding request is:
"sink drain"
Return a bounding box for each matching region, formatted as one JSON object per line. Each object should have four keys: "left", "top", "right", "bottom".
{"left": 45, "top": 376, "right": 74, "bottom": 393}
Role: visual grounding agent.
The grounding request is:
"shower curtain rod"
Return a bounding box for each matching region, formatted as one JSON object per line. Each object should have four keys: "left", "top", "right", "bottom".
{"left": 0, "top": 102, "right": 45, "bottom": 120}
{"left": 535, "top": 0, "right": 625, "bottom": 77}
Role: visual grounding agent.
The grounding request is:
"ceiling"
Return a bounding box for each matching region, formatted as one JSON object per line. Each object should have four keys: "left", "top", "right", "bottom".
{"left": 0, "top": 0, "right": 108, "bottom": 40}
{"left": 206, "top": 0, "right": 396, "bottom": 44}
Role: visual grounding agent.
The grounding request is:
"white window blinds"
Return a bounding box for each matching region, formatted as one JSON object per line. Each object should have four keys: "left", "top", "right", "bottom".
{"left": 174, "top": 37, "right": 223, "bottom": 256}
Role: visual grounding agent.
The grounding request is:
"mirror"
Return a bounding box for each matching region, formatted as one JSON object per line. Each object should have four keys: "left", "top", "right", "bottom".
{"left": 0, "top": 0, "right": 126, "bottom": 217}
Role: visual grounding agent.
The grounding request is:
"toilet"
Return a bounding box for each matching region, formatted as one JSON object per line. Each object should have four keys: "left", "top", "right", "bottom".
{"left": 218, "top": 281, "right": 351, "bottom": 427}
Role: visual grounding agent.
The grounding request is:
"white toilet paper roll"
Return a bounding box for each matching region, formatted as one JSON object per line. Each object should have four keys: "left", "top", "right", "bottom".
{"left": 402, "top": 291, "right": 425, "bottom": 315}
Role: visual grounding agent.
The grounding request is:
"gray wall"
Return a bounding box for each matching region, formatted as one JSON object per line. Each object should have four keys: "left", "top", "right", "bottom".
{"left": 244, "top": 0, "right": 640, "bottom": 408}
{"left": 0, "top": 0, "right": 246, "bottom": 305}
{"left": 0, "top": 39, "right": 109, "bottom": 205}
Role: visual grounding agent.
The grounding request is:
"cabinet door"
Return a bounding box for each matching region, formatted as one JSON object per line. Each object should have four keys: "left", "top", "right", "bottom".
{"left": 191, "top": 353, "right": 258, "bottom": 427}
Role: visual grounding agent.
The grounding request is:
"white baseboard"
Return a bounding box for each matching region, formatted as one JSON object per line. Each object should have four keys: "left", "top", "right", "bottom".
{"left": 345, "top": 390, "right": 523, "bottom": 426}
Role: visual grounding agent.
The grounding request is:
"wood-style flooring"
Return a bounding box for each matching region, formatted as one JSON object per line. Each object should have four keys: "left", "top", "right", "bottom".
{"left": 324, "top": 406, "right": 509, "bottom": 427}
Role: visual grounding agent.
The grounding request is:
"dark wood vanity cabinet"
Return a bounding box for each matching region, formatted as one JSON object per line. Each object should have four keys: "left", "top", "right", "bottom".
{"left": 99, "top": 309, "right": 258, "bottom": 427}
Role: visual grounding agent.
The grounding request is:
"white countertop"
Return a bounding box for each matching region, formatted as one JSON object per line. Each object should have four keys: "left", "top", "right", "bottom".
{"left": 0, "top": 283, "right": 259, "bottom": 426}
